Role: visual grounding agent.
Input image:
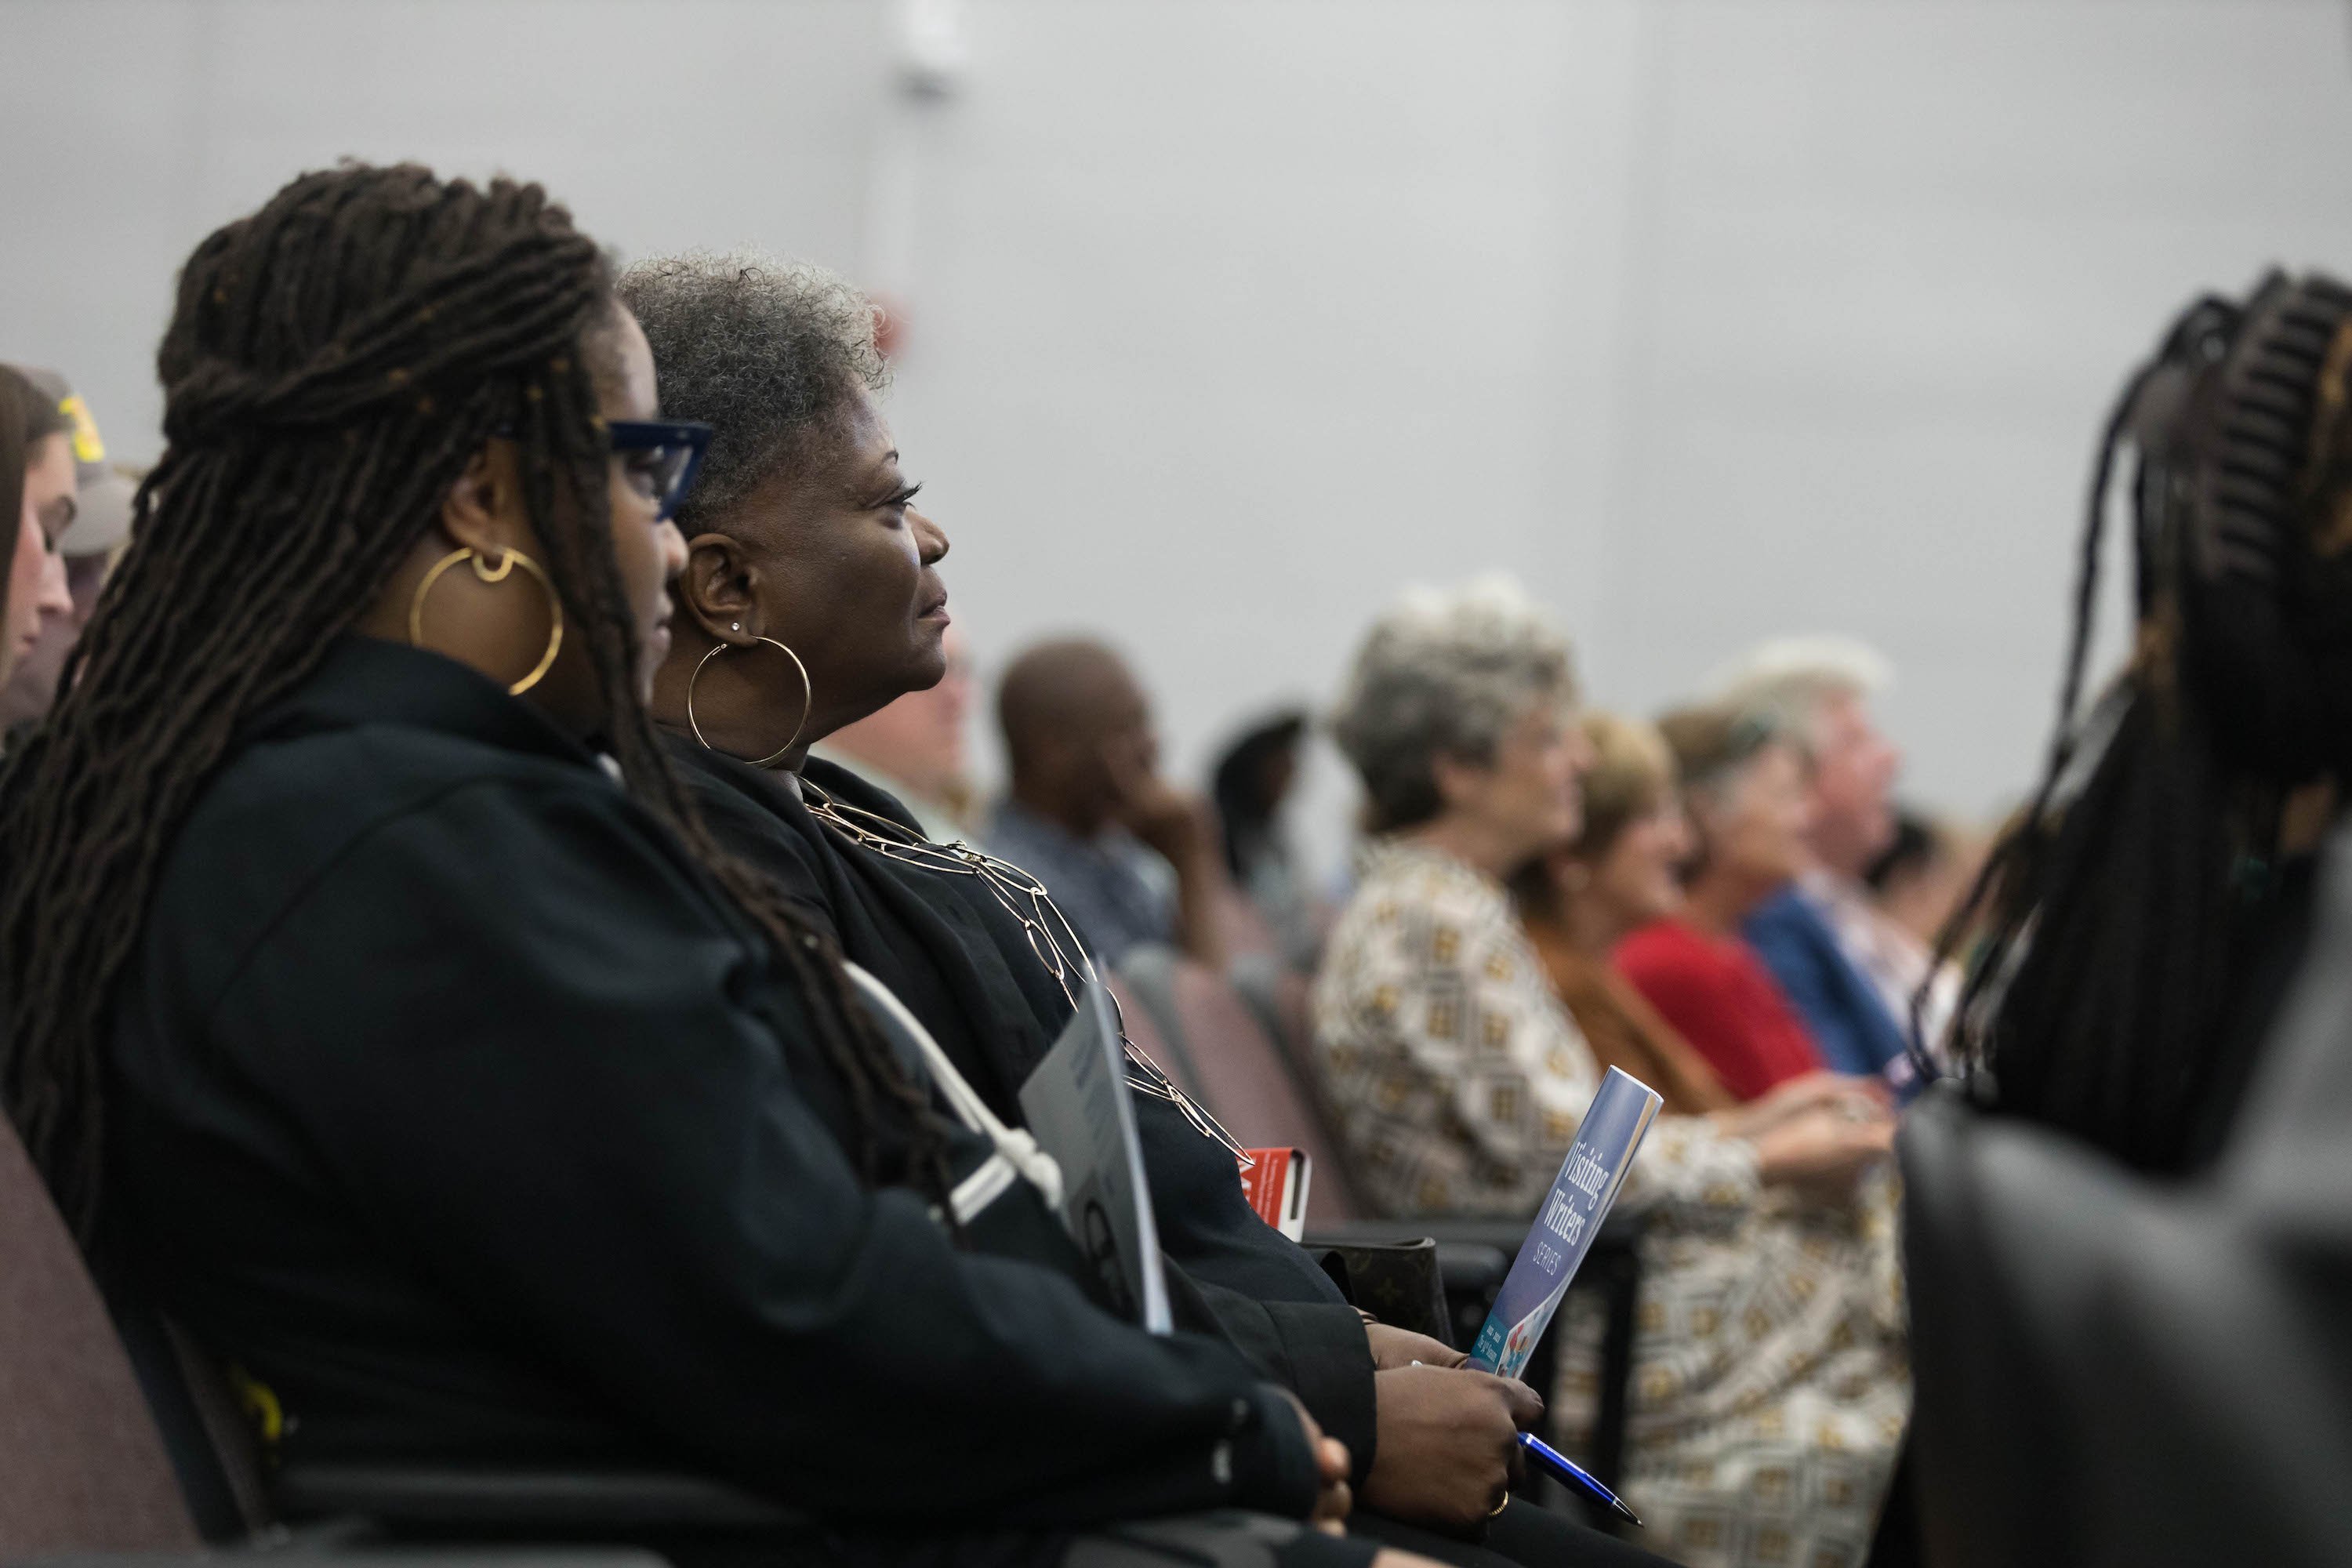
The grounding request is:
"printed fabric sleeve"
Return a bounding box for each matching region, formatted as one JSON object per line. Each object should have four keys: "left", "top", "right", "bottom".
{"left": 1316, "top": 855, "right": 1757, "bottom": 1228}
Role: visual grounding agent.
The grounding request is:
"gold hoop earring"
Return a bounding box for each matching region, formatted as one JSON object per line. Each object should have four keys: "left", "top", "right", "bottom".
{"left": 685, "top": 636, "right": 812, "bottom": 768}
{"left": 408, "top": 546, "right": 564, "bottom": 696}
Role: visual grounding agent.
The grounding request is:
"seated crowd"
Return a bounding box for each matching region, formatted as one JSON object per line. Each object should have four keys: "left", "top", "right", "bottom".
{"left": 5, "top": 162, "right": 2352, "bottom": 1568}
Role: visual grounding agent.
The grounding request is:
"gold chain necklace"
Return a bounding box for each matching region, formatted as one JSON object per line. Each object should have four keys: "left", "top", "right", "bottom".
{"left": 799, "top": 779, "right": 1254, "bottom": 1167}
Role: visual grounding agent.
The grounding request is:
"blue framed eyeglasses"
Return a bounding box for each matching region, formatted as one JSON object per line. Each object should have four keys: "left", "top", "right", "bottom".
{"left": 606, "top": 419, "right": 712, "bottom": 521}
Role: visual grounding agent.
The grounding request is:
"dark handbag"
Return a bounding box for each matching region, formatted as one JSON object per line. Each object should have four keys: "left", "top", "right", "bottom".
{"left": 1312, "top": 1236, "right": 1450, "bottom": 1345}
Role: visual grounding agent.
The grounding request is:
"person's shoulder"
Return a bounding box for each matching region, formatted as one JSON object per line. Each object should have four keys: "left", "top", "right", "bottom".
{"left": 282, "top": 717, "right": 698, "bottom": 873}
{"left": 802, "top": 754, "right": 924, "bottom": 835}
{"left": 1352, "top": 840, "right": 1500, "bottom": 909}
{"left": 662, "top": 728, "right": 783, "bottom": 815}
{"left": 1327, "top": 842, "right": 1511, "bottom": 963}
{"left": 191, "top": 710, "right": 622, "bottom": 884}
{"left": 1617, "top": 920, "right": 1728, "bottom": 982}
{"left": 981, "top": 803, "right": 1080, "bottom": 881}
{"left": 658, "top": 733, "right": 838, "bottom": 913}
{"left": 151, "top": 720, "right": 726, "bottom": 1021}
{"left": 662, "top": 733, "right": 822, "bottom": 848}
{"left": 1741, "top": 884, "right": 1816, "bottom": 939}
{"left": 982, "top": 799, "right": 1051, "bottom": 848}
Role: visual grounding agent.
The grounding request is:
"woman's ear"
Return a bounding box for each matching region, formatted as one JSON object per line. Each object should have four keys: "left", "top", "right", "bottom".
{"left": 677, "top": 532, "right": 761, "bottom": 643}
{"left": 1429, "top": 750, "right": 1487, "bottom": 815}
{"left": 437, "top": 441, "right": 533, "bottom": 557}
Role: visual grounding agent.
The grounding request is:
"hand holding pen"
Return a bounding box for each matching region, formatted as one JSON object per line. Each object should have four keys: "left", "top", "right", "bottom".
{"left": 1408, "top": 1359, "right": 1643, "bottom": 1529}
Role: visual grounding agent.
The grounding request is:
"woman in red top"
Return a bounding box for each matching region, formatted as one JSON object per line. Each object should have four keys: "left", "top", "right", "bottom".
{"left": 1614, "top": 706, "right": 1827, "bottom": 1100}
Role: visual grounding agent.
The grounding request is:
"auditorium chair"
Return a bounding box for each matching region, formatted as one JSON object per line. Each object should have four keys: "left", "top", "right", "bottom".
{"left": 1211, "top": 884, "right": 1283, "bottom": 966}
{"left": 1115, "top": 943, "right": 1363, "bottom": 1225}
{"left": 0, "top": 1116, "right": 197, "bottom": 1560}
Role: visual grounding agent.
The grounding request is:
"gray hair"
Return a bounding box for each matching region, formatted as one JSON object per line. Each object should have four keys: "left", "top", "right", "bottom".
{"left": 616, "top": 249, "right": 887, "bottom": 529}
{"left": 1704, "top": 634, "right": 1893, "bottom": 756}
{"left": 1330, "top": 575, "right": 1578, "bottom": 831}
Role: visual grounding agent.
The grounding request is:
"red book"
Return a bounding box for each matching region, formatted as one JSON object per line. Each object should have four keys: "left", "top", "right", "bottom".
{"left": 1238, "top": 1148, "right": 1311, "bottom": 1240}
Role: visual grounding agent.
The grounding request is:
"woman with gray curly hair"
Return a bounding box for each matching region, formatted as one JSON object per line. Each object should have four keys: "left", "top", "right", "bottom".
{"left": 619, "top": 256, "right": 1707, "bottom": 1567}
{"left": 1315, "top": 580, "right": 1911, "bottom": 1568}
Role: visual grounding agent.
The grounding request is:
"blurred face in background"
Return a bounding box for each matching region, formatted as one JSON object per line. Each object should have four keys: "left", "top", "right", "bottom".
{"left": 1806, "top": 690, "right": 1900, "bottom": 878}
{"left": 1877, "top": 824, "right": 1987, "bottom": 950}
{"left": 1695, "top": 740, "right": 1816, "bottom": 895}
{"left": 996, "top": 639, "right": 1169, "bottom": 835}
{"left": 1581, "top": 793, "right": 1694, "bottom": 931}
{"left": 823, "top": 622, "right": 974, "bottom": 804}
{"left": 1079, "top": 657, "right": 1160, "bottom": 821}
{"left": 7, "top": 432, "right": 77, "bottom": 676}
{"left": 1434, "top": 700, "right": 1594, "bottom": 871}
{"left": 0, "top": 551, "right": 108, "bottom": 726}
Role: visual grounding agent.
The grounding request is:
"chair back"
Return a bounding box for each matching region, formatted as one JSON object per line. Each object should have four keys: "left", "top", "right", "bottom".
{"left": 1106, "top": 969, "right": 1204, "bottom": 1100}
{"left": 1161, "top": 961, "right": 1363, "bottom": 1225}
{"left": 0, "top": 1119, "right": 199, "bottom": 1556}
{"left": 1211, "top": 885, "right": 1281, "bottom": 964}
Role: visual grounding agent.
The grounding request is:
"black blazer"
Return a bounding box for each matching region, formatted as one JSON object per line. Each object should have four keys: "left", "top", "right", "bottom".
{"left": 666, "top": 742, "right": 1378, "bottom": 1476}
{"left": 107, "top": 636, "right": 1323, "bottom": 1530}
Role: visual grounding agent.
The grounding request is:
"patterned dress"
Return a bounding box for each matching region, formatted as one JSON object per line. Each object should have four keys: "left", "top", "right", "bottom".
{"left": 1312, "top": 840, "right": 1909, "bottom": 1568}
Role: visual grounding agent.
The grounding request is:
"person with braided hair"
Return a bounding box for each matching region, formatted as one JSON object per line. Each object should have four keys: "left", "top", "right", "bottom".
{"left": 1883, "top": 271, "right": 2352, "bottom": 1565}
{"left": 1928, "top": 270, "right": 2352, "bottom": 1174}
{"left": 0, "top": 163, "right": 1434, "bottom": 1568}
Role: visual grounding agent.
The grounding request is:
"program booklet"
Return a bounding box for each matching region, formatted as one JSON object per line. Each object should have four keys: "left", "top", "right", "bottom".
{"left": 1465, "top": 1067, "right": 1663, "bottom": 1380}
{"left": 1019, "top": 978, "right": 1174, "bottom": 1334}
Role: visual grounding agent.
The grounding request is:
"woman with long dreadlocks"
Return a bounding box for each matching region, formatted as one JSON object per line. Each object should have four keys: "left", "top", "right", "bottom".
{"left": 0, "top": 163, "right": 1435, "bottom": 1568}
{"left": 1886, "top": 272, "right": 2352, "bottom": 1565}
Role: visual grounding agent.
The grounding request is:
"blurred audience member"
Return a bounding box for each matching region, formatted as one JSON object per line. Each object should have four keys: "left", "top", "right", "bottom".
{"left": 989, "top": 637, "right": 1227, "bottom": 968}
{"left": 1864, "top": 808, "right": 1984, "bottom": 950}
{"left": 1312, "top": 579, "right": 1905, "bottom": 1564}
{"left": 1715, "top": 639, "right": 1924, "bottom": 1077}
{"left": 1613, "top": 706, "right": 1828, "bottom": 1102}
{"left": 0, "top": 370, "right": 140, "bottom": 727}
{"left": 1211, "top": 708, "right": 1324, "bottom": 967}
{"left": 1511, "top": 712, "right": 1735, "bottom": 1116}
{"left": 0, "top": 365, "right": 76, "bottom": 689}
{"left": 811, "top": 622, "right": 980, "bottom": 842}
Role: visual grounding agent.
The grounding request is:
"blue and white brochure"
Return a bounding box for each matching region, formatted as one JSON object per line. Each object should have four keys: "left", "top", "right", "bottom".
{"left": 1465, "top": 1067, "right": 1663, "bottom": 1380}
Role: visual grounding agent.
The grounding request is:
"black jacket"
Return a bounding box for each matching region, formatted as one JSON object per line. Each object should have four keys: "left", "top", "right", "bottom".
{"left": 665, "top": 742, "right": 1377, "bottom": 1479}
{"left": 107, "top": 636, "right": 1323, "bottom": 1530}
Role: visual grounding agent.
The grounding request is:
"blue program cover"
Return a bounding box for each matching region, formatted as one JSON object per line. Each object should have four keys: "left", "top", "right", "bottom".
{"left": 1465, "top": 1067, "right": 1664, "bottom": 1379}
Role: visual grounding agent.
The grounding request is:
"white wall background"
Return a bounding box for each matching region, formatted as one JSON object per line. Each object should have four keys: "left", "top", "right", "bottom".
{"left": 7, "top": 0, "right": 2352, "bottom": 877}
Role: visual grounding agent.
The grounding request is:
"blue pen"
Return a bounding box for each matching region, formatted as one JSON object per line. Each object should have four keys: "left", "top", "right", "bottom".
{"left": 1411, "top": 1363, "right": 1642, "bottom": 1528}
{"left": 1519, "top": 1432, "right": 1642, "bottom": 1528}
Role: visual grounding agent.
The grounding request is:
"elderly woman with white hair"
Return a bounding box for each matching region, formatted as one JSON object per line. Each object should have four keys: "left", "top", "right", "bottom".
{"left": 1312, "top": 580, "right": 1911, "bottom": 1568}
